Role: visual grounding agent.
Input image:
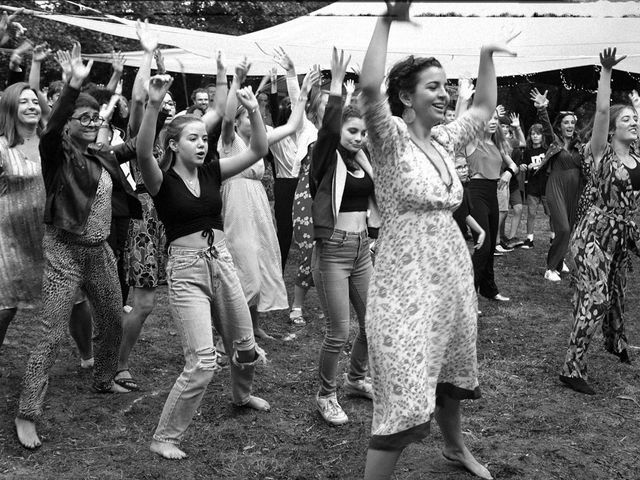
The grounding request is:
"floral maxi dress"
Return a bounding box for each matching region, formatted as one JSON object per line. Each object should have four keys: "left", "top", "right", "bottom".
{"left": 363, "top": 97, "right": 484, "bottom": 449}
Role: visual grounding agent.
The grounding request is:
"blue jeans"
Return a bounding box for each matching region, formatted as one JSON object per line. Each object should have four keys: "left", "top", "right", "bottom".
{"left": 153, "top": 240, "right": 261, "bottom": 445}
{"left": 312, "top": 229, "right": 372, "bottom": 396}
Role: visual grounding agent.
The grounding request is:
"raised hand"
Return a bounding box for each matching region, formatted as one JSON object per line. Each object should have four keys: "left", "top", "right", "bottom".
{"left": 301, "top": 67, "right": 321, "bottom": 95}
{"left": 10, "top": 39, "right": 33, "bottom": 69}
{"left": 330, "top": 47, "right": 351, "bottom": 84}
{"left": 458, "top": 78, "right": 475, "bottom": 102}
{"left": 153, "top": 48, "right": 166, "bottom": 74}
{"left": 384, "top": 1, "right": 414, "bottom": 23}
{"left": 482, "top": 28, "right": 520, "bottom": 58}
{"left": 215, "top": 50, "right": 225, "bottom": 72}
{"left": 136, "top": 19, "right": 158, "bottom": 53}
{"left": 0, "top": 8, "right": 24, "bottom": 45}
{"left": 273, "top": 46, "right": 294, "bottom": 72}
{"left": 99, "top": 94, "right": 120, "bottom": 123}
{"left": 529, "top": 87, "right": 549, "bottom": 109}
{"left": 235, "top": 56, "right": 251, "bottom": 84}
{"left": 54, "top": 49, "right": 72, "bottom": 81}
{"left": 344, "top": 79, "right": 356, "bottom": 95}
{"left": 148, "top": 74, "right": 173, "bottom": 105}
{"left": 509, "top": 112, "right": 520, "bottom": 128}
{"left": 32, "top": 42, "right": 51, "bottom": 63}
{"left": 236, "top": 85, "right": 258, "bottom": 112}
{"left": 495, "top": 104, "right": 506, "bottom": 117}
{"left": 111, "top": 50, "right": 125, "bottom": 73}
{"left": 69, "top": 42, "right": 94, "bottom": 84}
{"left": 599, "top": 47, "right": 626, "bottom": 70}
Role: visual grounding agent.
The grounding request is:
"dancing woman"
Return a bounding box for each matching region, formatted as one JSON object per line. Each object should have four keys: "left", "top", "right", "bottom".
{"left": 137, "top": 74, "right": 271, "bottom": 460}
{"left": 560, "top": 48, "right": 637, "bottom": 395}
{"left": 359, "top": 2, "right": 516, "bottom": 478}
{"left": 15, "top": 43, "right": 142, "bottom": 449}
{"left": 310, "top": 47, "right": 380, "bottom": 426}
{"left": 531, "top": 88, "right": 585, "bottom": 281}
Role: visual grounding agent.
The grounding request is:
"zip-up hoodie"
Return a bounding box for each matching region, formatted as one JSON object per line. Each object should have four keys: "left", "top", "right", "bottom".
{"left": 310, "top": 94, "right": 381, "bottom": 240}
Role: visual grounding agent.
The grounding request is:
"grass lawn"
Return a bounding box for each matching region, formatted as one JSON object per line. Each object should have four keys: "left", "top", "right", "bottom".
{"left": 1, "top": 214, "right": 640, "bottom": 479}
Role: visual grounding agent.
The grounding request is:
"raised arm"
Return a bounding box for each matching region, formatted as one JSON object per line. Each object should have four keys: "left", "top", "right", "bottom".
{"left": 29, "top": 43, "right": 52, "bottom": 120}
{"left": 202, "top": 50, "right": 227, "bottom": 133}
{"left": 220, "top": 57, "right": 249, "bottom": 146}
{"left": 360, "top": 2, "right": 412, "bottom": 103}
{"left": 311, "top": 47, "right": 350, "bottom": 183}
{"left": 136, "top": 74, "right": 174, "bottom": 196}
{"left": 510, "top": 112, "right": 526, "bottom": 147}
{"left": 128, "top": 20, "right": 158, "bottom": 137}
{"left": 530, "top": 88, "right": 554, "bottom": 145}
{"left": 591, "top": 47, "right": 626, "bottom": 168}
{"left": 267, "top": 68, "right": 319, "bottom": 145}
{"left": 467, "top": 38, "right": 517, "bottom": 123}
{"left": 219, "top": 86, "right": 269, "bottom": 179}
{"left": 105, "top": 50, "right": 125, "bottom": 93}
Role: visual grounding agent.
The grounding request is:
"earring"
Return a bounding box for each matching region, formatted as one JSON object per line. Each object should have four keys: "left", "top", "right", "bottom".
{"left": 402, "top": 107, "right": 416, "bottom": 124}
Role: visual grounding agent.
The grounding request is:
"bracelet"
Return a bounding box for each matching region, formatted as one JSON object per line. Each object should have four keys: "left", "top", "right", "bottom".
{"left": 249, "top": 106, "right": 258, "bottom": 114}
{"left": 507, "top": 166, "right": 518, "bottom": 176}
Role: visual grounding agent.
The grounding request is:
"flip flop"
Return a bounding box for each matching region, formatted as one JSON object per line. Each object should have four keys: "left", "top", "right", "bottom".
{"left": 114, "top": 370, "right": 140, "bottom": 391}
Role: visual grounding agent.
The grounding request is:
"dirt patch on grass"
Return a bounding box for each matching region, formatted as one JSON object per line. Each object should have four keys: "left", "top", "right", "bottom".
{"left": 2, "top": 218, "right": 640, "bottom": 479}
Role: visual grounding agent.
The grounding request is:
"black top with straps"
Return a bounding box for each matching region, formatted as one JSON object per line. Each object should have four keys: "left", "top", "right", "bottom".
{"left": 340, "top": 169, "right": 374, "bottom": 212}
{"left": 624, "top": 159, "right": 640, "bottom": 191}
{"left": 152, "top": 159, "right": 224, "bottom": 244}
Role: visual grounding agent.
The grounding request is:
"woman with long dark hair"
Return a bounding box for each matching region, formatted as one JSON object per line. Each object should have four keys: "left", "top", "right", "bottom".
{"left": 359, "top": 2, "right": 515, "bottom": 477}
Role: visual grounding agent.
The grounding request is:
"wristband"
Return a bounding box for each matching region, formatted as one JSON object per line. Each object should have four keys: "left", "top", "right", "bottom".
{"left": 507, "top": 166, "right": 517, "bottom": 176}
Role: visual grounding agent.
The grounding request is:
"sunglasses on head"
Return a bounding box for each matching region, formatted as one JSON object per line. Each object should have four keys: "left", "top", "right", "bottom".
{"left": 559, "top": 111, "right": 576, "bottom": 116}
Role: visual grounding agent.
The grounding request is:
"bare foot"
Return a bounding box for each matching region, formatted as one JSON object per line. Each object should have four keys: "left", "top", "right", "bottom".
{"left": 15, "top": 418, "right": 41, "bottom": 449}
{"left": 109, "top": 381, "right": 132, "bottom": 393}
{"left": 241, "top": 395, "right": 271, "bottom": 412}
{"left": 253, "top": 327, "right": 274, "bottom": 340}
{"left": 150, "top": 440, "right": 187, "bottom": 459}
{"left": 442, "top": 447, "right": 492, "bottom": 479}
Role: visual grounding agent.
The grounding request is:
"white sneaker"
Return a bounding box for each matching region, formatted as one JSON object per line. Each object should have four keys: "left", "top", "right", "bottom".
{"left": 561, "top": 262, "right": 570, "bottom": 273}
{"left": 544, "top": 270, "right": 561, "bottom": 282}
{"left": 123, "top": 305, "right": 133, "bottom": 314}
{"left": 343, "top": 373, "right": 373, "bottom": 400}
{"left": 316, "top": 392, "right": 348, "bottom": 425}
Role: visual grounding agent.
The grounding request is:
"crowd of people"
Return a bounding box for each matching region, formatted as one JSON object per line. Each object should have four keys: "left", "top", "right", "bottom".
{"left": 1, "top": 3, "right": 639, "bottom": 479}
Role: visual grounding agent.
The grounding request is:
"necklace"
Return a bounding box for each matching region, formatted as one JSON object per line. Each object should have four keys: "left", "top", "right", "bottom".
{"left": 176, "top": 170, "right": 200, "bottom": 196}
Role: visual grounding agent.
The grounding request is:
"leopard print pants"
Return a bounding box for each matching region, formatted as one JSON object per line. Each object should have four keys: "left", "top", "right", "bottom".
{"left": 17, "top": 226, "right": 123, "bottom": 421}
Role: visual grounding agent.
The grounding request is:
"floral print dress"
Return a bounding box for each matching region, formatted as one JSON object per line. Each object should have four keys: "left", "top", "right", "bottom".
{"left": 562, "top": 144, "right": 640, "bottom": 380}
{"left": 362, "top": 98, "right": 484, "bottom": 449}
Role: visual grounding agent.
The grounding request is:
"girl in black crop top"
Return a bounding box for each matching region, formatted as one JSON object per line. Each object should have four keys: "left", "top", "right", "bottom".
{"left": 309, "top": 49, "right": 380, "bottom": 426}
{"left": 137, "top": 74, "right": 272, "bottom": 460}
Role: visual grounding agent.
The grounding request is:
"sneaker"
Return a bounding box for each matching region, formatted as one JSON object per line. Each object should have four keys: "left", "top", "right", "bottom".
{"left": 289, "top": 307, "right": 306, "bottom": 326}
{"left": 493, "top": 249, "right": 504, "bottom": 257}
{"left": 343, "top": 373, "right": 373, "bottom": 400}
{"left": 123, "top": 305, "right": 133, "bottom": 314}
{"left": 544, "top": 270, "right": 561, "bottom": 282}
{"left": 521, "top": 238, "right": 534, "bottom": 249}
{"left": 491, "top": 293, "right": 510, "bottom": 302}
{"left": 495, "top": 244, "right": 513, "bottom": 253}
{"left": 506, "top": 237, "right": 525, "bottom": 249}
{"left": 561, "top": 261, "right": 570, "bottom": 273}
{"left": 316, "top": 392, "right": 348, "bottom": 425}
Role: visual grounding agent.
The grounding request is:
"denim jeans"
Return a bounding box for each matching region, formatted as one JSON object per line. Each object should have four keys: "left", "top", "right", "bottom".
{"left": 153, "top": 240, "right": 261, "bottom": 445}
{"left": 312, "top": 229, "right": 372, "bottom": 396}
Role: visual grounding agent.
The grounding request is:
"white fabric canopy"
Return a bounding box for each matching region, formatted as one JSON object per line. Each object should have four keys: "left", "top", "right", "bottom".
{"left": 13, "top": 2, "right": 640, "bottom": 77}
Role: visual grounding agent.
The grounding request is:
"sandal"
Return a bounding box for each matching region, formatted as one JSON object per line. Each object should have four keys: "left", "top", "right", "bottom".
{"left": 289, "top": 307, "right": 306, "bottom": 326}
{"left": 114, "top": 370, "right": 140, "bottom": 391}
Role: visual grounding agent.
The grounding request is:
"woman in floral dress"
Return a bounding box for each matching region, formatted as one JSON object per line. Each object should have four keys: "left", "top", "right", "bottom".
{"left": 358, "top": 3, "right": 515, "bottom": 479}
{"left": 560, "top": 48, "right": 638, "bottom": 395}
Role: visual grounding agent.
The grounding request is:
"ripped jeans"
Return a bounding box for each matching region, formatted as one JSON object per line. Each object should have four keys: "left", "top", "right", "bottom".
{"left": 153, "top": 240, "right": 260, "bottom": 445}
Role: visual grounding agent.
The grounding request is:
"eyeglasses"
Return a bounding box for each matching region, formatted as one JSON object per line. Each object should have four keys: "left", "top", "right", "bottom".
{"left": 70, "top": 113, "right": 105, "bottom": 127}
{"left": 163, "top": 100, "right": 176, "bottom": 106}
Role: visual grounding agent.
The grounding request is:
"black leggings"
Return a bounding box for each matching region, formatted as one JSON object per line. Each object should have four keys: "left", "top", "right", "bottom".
{"left": 468, "top": 179, "right": 500, "bottom": 298}
{"left": 274, "top": 177, "right": 299, "bottom": 269}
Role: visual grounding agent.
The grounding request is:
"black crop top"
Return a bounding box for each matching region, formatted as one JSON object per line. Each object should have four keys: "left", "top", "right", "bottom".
{"left": 625, "top": 160, "right": 640, "bottom": 191}
{"left": 340, "top": 169, "right": 374, "bottom": 212}
{"left": 152, "top": 159, "right": 224, "bottom": 244}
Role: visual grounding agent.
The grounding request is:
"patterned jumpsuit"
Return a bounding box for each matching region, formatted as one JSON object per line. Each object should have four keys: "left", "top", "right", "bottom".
{"left": 562, "top": 144, "right": 639, "bottom": 380}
